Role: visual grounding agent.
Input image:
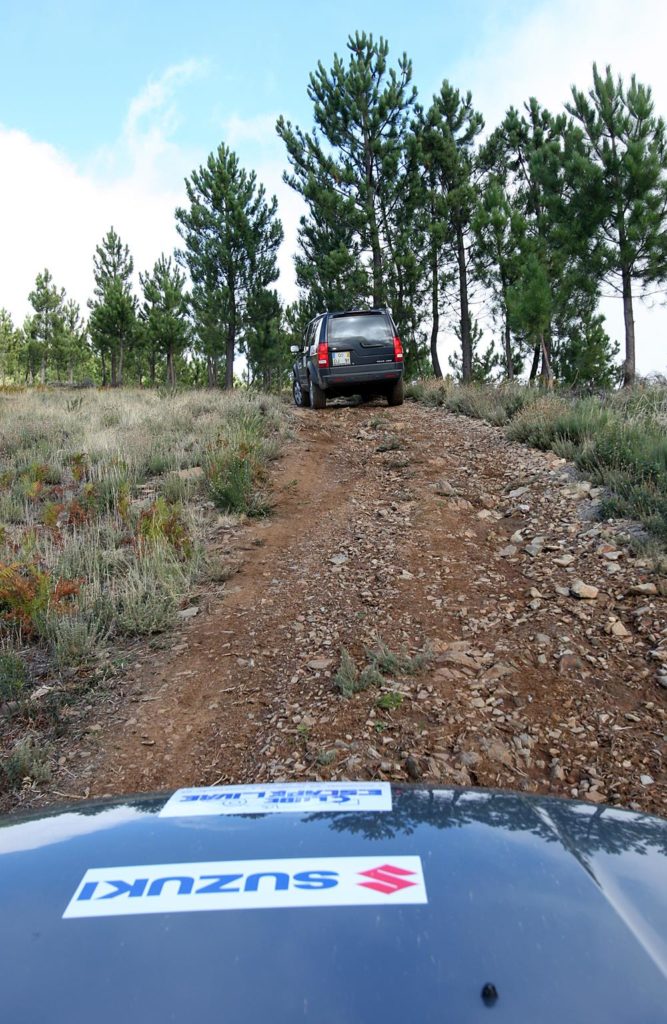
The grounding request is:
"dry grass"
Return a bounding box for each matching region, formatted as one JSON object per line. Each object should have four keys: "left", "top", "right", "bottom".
{"left": 0, "top": 388, "right": 290, "bottom": 675}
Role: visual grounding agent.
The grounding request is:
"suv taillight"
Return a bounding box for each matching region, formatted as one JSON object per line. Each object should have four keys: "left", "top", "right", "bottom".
{"left": 393, "top": 336, "right": 403, "bottom": 361}
{"left": 317, "top": 340, "right": 329, "bottom": 367}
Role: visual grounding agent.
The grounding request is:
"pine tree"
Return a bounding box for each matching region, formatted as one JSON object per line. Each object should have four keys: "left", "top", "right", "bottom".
{"left": 416, "top": 83, "right": 484, "bottom": 383}
{"left": 552, "top": 312, "right": 620, "bottom": 389}
{"left": 568, "top": 64, "right": 667, "bottom": 385}
{"left": 0, "top": 309, "right": 23, "bottom": 384}
{"left": 482, "top": 101, "right": 603, "bottom": 384}
{"left": 471, "top": 178, "right": 526, "bottom": 378}
{"left": 139, "top": 255, "right": 190, "bottom": 386}
{"left": 176, "top": 144, "right": 283, "bottom": 389}
{"left": 242, "top": 289, "right": 288, "bottom": 390}
{"left": 28, "top": 269, "right": 65, "bottom": 384}
{"left": 277, "top": 31, "right": 417, "bottom": 307}
{"left": 448, "top": 316, "right": 499, "bottom": 382}
{"left": 89, "top": 228, "right": 137, "bottom": 387}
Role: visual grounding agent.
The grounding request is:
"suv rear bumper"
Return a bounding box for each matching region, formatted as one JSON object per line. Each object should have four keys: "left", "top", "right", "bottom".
{"left": 316, "top": 364, "right": 403, "bottom": 391}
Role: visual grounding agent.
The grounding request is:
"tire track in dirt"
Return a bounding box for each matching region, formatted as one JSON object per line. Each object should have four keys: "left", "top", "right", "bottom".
{"left": 36, "top": 401, "right": 666, "bottom": 814}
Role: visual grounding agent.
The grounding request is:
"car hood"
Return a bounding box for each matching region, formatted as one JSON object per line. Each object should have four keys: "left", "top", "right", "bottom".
{"left": 1, "top": 784, "right": 666, "bottom": 1023}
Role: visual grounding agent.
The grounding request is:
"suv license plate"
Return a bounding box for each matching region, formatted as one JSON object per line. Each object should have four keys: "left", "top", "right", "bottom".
{"left": 332, "top": 351, "right": 351, "bottom": 366}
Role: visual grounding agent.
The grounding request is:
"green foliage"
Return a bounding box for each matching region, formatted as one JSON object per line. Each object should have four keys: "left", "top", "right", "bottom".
{"left": 88, "top": 228, "right": 137, "bottom": 387}
{"left": 277, "top": 31, "right": 418, "bottom": 320}
{"left": 0, "top": 651, "right": 27, "bottom": 702}
{"left": 367, "top": 640, "right": 431, "bottom": 676}
{"left": 176, "top": 144, "right": 283, "bottom": 389}
{"left": 568, "top": 64, "right": 667, "bottom": 384}
{"left": 139, "top": 255, "right": 190, "bottom": 386}
{"left": 1, "top": 734, "right": 51, "bottom": 789}
{"left": 376, "top": 690, "right": 403, "bottom": 711}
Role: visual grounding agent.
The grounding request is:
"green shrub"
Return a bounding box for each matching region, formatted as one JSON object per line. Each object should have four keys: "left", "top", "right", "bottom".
{"left": 0, "top": 651, "right": 27, "bottom": 702}
{"left": 376, "top": 690, "right": 403, "bottom": 711}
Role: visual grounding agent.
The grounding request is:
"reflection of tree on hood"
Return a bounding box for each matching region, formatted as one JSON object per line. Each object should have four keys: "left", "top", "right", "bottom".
{"left": 313, "top": 788, "right": 667, "bottom": 859}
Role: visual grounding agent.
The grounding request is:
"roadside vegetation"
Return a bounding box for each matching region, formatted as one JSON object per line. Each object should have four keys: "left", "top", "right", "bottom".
{"left": 407, "top": 378, "right": 667, "bottom": 547}
{"left": 0, "top": 388, "right": 289, "bottom": 791}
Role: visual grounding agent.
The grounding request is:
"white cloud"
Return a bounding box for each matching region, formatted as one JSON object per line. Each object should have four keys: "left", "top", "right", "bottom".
{"left": 0, "top": 61, "right": 207, "bottom": 327}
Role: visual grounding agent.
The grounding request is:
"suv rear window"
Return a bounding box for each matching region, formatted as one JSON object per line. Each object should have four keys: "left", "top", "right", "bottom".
{"left": 328, "top": 313, "right": 392, "bottom": 342}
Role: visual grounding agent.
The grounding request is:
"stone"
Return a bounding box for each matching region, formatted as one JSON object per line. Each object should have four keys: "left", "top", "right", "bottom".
{"left": 458, "top": 750, "right": 480, "bottom": 767}
{"left": 554, "top": 553, "right": 575, "bottom": 567}
{"left": 510, "top": 530, "right": 524, "bottom": 545}
{"left": 485, "top": 740, "right": 514, "bottom": 768}
{"left": 570, "top": 580, "right": 599, "bottom": 600}
{"left": 584, "top": 790, "right": 606, "bottom": 804}
{"left": 535, "top": 633, "right": 551, "bottom": 645}
{"left": 330, "top": 553, "right": 348, "bottom": 566}
{"left": 308, "top": 658, "right": 334, "bottom": 671}
{"left": 499, "top": 545, "right": 517, "bottom": 558}
{"left": 508, "top": 486, "right": 530, "bottom": 499}
{"left": 405, "top": 755, "right": 422, "bottom": 780}
{"left": 608, "top": 620, "right": 631, "bottom": 638}
{"left": 177, "top": 606, "right": 199, "bottom": 619}
{"left": 640, "top": 774, "right": 655, "bottom": 787}
{"left": 630, "top": 582, "right": 658, "bottom": 596}
{"left": 559, "top": 653, "right": 586, "bottom": 675}
{"left": 433, "top": 480, "right": 456, "bottom": 496}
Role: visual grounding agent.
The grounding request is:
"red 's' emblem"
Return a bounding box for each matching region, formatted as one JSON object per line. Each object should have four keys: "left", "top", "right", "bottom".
{"left": 357, "top": 863, "right": 417, "bottom": 895}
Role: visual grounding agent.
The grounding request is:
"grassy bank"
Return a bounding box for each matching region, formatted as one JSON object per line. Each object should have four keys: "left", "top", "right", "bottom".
{"left": 0, "top": 388, "right": 289, "bottom": 687}
{"left": 407, "top": 378, "right": 667, "bottom": 547}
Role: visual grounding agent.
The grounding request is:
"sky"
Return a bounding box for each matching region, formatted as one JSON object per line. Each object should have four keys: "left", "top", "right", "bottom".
{"left": 0, "top": 0, "right": 666, "bottom": 374}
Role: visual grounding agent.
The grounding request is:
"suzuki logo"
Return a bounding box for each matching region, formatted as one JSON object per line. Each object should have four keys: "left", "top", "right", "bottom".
{"left": 357, "top": 863, "right": 417, "bottom": 895}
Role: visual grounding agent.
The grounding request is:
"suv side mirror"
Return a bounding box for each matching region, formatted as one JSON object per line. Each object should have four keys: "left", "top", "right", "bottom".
{"left": 290, "top": 345, "right": 299, "bottom": 354}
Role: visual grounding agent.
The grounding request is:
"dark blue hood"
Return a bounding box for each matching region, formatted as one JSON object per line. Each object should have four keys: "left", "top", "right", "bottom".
{"left": 1, "top": 785, "right": 666, "bottom": 1023}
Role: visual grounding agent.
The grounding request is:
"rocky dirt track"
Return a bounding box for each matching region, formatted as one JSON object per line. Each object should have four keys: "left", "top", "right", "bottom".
{"left": 37, "top": 400, "right": 667, "bottom": 815}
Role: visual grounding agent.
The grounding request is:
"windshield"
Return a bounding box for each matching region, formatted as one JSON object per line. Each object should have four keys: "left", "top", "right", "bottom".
{"left": 328, "top": 314, "right": 392, "bottom": 341}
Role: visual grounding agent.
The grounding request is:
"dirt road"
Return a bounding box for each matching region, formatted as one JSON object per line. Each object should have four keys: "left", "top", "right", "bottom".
{"left": 42, "top": 401, "right": 667, "bottom": 815}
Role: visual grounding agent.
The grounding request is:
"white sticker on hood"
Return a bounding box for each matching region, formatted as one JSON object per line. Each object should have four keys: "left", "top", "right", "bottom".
{"left": 159, "top": 782, "right": 392, "bottom": 817}
{"left": 63, "top": 856, "right": 426, "bottom": 918}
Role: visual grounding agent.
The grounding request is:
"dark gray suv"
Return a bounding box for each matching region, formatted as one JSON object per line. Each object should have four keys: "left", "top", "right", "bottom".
{"left": 291, "top": 308, "right": 404, "bottom": 409}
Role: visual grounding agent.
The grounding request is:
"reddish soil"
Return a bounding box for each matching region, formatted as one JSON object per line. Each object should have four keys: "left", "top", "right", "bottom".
{"left": 24, "top": 401, "right": 667, "bottom": 815}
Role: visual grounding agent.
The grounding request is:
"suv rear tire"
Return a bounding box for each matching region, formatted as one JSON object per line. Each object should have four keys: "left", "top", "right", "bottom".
{"left": 293, "top": 376, "right": 310, "bottom": 408}
{"left": 386, "top": 378, "right": 404, "bottom": 407}
{"left": 310, "top": 377, "right": 326, "bottom": 410}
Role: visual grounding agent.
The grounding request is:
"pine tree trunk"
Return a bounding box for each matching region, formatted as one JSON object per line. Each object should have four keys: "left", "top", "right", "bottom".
{"left": 225, "top": 288, "right": 236, "bottom": 390}
{"left": 118, "top": 338, "right": 124, "bottom": 388}
{"left": 68, "top": 360, "right": 74, "bottom": 386}
{"left": 456, "top": 226, "right": 472, "bottom": 384}
{"left": 207, "top": 356, "right": 217, "bottom": 388}
{"left": 101, "top": 352, "right": 107, "bottom": 387}
{"left": 110, "top": 351, "right": 117, "bottom": 388}
{"left": 621, "top": 267, "right": 636, "bottom": 387}
{"left": 430, "top": 243, "right": 442, "bottom": 378}
{"left": 363, "top": 130, "right": 383, "bottom": 306}
{"left": 149, "top": 349, "right": 156, "bottom": 386}
{"left": 539, "top": 333, "right": 554, "bottom": 389}
{"left": 225, "top": 324, "right": 235, "bottom": 390}
{"left": 167, "top": 346, "right": 176, "bottom": 386}
{"left": 528, "top": 343, "right": 540, "bottom": 381}
{"left": 500, "top": 276, "right": 514, "bottom": 381}
{"left": 40, "top": 354, "right": 46, "bottom": 385}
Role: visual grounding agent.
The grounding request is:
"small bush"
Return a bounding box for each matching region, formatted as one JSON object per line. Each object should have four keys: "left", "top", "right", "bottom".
{"left": 205, "top": 454, "right": 270, "bottom": 517}
{"left": 0, "top": 651, "right": 27, "bottom": 702}
{"left": 376, "top": 691, "right": 403, "bottom": 711}
{"left": 45, "top": 611, "right": 108, "bottom": 668}
{"left": 113, "top": 547, "right": 186, "bottom": 636}
{"left": 2, "top": 734, "right": 51, "bottom": 788}
{"left": 334, "top": 648, "right": 360, "bottom": 697}
{"left": 367, "top": 641, "right": 432, "bottom": 677}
